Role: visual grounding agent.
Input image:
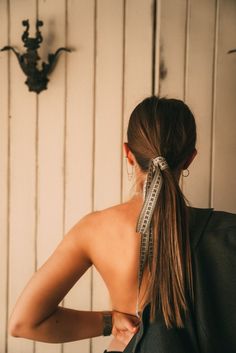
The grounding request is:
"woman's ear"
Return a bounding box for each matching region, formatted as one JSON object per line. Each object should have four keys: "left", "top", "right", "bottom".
{"left": 123, "top": 142, "right": 135, "bottom": 165}
{"left": 123, "top": 142, "right": 129, "bottom": 156}
{"left": 183, "top": 148, "right": 197, "bottom": 169}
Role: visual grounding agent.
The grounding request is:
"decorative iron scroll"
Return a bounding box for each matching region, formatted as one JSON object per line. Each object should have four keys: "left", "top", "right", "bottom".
{"left": 0, "top": 20, "right": 71, "bottom": 94}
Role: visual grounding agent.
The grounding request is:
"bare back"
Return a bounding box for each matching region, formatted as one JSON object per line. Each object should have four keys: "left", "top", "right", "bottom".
{"left": 82, "top": 194, "right": 145, "bottom": 350}
{"left": 89, "top": 196, "right": 143, "bottom": 311}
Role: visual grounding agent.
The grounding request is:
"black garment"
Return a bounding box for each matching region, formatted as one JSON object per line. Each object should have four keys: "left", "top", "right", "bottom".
{"left": 124, "top": 207, "right": 236, "bottom": 353}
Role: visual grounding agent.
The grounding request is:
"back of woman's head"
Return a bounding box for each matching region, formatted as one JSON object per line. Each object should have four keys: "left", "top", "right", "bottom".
{"left": 127, "top": 96, "right": 196, "bottom": 328}
{"left": 127, "top": 96, "right": 196, "bottom": 172}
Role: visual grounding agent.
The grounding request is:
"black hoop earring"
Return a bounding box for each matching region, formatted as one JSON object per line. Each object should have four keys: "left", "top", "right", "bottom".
{"left": 182, "top": 169, "right": 190, "bottom": 177}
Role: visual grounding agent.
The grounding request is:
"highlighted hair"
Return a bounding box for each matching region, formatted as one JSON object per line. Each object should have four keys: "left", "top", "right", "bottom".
{"left": 127, "top": 96, "right": 196, "bottom": 327}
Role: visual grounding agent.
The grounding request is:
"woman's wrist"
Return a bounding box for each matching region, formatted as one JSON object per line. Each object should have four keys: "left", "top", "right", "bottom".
{"left": 102, "top": 311, "right": 113, "bottom": 336}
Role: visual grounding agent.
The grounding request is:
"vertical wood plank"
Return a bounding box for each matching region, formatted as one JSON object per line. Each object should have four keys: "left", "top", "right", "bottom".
{"left": 154, "top": 0, "right": 162, "bottom": 95}
{"left": 94, "top": 0, "right": 124, "bottom": 211}
{"left": 0, "top": 1, "right": 9, "bottom": 351}
{"left": 7, "top": 1, "right": 37, "bottom": 353}
{"left": 213, "top": 0, "right": 236, "bottom": 213}
{"left": 92, "top": 0, "right": 124, "bottom": 351}
{"left": 122, "top": 0, "right": 153, "bottom": 202}
{"left": 63, "top": 1, "right": 95, "bottom": 353}
{"left": 36, "top": 0, "right": 66, "bottom": 352}
{"left": 158, "top": 0, "right": 187, "bottom": 98}
{"left": 183, "top": 0, "right": 216, "bottom": 208}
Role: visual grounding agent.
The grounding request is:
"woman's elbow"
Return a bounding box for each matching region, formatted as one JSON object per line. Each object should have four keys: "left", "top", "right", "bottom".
{"left": 9, "top": 317, "right": 33, "bottom": 338}
{"left": 9, "top": 319, "right": 23, "bottom": 337}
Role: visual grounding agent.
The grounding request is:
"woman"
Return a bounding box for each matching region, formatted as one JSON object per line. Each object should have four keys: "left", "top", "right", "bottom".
{"left": 9, "top": 96, "right": 200, "bottom": 351}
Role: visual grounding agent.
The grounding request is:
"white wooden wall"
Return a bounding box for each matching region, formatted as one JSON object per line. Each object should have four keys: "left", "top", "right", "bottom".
{"left": 0, "top": 0, "right": 235, "bottom": 352}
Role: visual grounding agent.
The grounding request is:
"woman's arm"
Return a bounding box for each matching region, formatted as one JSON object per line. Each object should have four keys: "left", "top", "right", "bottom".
{"left": 9, "top": 212, "right": 105, "bottom": 342}
{"left": 10, "top": 307, "right": 105, "bottom": 343}
{"left": 9, "top": 211, "right": 140, "bottom": 343}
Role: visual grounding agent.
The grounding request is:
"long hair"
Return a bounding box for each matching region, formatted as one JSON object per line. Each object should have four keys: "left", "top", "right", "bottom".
{"left": 127, "top": 96, "right": 196, "bottom": 328}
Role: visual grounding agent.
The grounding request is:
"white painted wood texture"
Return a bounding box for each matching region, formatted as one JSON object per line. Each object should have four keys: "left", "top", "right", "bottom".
{"left": 213, "top": 0, "right": 236, "bottom": 213}
{"left": 183, "top": 0, "right": 217, "bottom": 208}
{"left": 0, "top": 1, "right": 236, "bottom": 353}
{"left": 0, "top": 1, "right": 9, "bottom": 352}
{"left": 159, "top": 0, "right": 188, "bottom": 99}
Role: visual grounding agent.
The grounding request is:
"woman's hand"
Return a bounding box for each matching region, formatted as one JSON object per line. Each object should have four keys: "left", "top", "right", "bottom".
{"left": 112, "top": 310, "right": 140, "bottom": 345}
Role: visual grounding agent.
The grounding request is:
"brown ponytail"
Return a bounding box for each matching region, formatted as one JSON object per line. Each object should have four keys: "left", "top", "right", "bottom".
{"left": 127, "top": 96, "right": 196, "bottom": 328}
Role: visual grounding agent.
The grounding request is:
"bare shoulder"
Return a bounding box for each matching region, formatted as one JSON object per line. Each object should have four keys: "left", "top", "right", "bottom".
{"left": 74, "top": 201, "right": 133, "bottom": 237}
{"left": 68, "top": 199, "right": 140, "bottom": 260}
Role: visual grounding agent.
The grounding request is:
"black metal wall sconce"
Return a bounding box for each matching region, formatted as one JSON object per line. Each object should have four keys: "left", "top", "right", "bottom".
{"left": 0, "top": 19, "right": 71, "bottom": 94}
